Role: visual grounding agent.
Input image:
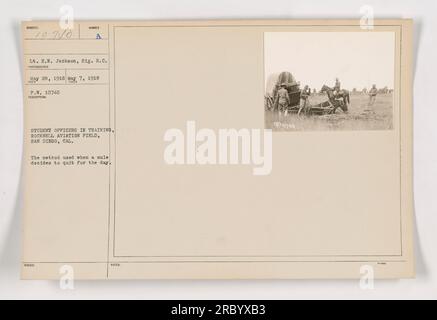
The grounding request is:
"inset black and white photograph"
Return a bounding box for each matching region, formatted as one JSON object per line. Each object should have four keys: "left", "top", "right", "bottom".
{"left": 264, "top": 32, "right": 395, "bottom": 131}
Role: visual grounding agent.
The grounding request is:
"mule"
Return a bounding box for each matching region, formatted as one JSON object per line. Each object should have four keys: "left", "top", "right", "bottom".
{"left": 320, "top": 85, "right": 350, "bottom": 113}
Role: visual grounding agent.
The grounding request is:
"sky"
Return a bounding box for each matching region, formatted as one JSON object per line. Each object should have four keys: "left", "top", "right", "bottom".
{"left": 264, "top": 32, "right": 395, "bottom": 92}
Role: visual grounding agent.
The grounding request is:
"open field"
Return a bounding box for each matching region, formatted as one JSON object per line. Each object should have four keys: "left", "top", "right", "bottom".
{"left": 265, "top": 93, "right": 394, "bottom": 131}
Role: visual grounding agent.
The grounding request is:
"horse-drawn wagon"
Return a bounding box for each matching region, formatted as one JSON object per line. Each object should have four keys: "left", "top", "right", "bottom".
{"left": 265, "top": 71, "right": 350, "bottom": 115}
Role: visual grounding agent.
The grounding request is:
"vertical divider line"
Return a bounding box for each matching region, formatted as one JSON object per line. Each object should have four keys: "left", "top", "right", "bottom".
{"left": 106, "top": 24, "right": 112, "bottom": 278}
{"left": 112, "top": 26, "right": 117, "bottom": 259}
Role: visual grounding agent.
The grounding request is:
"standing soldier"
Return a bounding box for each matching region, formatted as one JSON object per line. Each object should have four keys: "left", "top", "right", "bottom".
{"left": 333, "top": 77, "right": 341, "bottom": 97}
{"left": 274, "top": 83, "right": 290, "bottom": 114}
{"left": 368, "top": 84, "right": 378, "bottom": 106}
{"left": 299, "top": 85, "right": 311, "bottom": 115}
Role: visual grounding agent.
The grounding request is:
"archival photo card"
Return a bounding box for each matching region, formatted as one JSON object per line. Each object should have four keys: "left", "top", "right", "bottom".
{"left": 21, "top": 20, "right": 413, "bottom": 279}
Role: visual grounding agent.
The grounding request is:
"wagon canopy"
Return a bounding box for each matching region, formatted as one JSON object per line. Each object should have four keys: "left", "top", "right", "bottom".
{"left": 275, "top": 71, "right": 298, "bottom": 88}
{"left": 271, "top": 71, "right": 299, "bottom": 95}
{"left": 270, "top": 71, "right": 301, "bottom": 108}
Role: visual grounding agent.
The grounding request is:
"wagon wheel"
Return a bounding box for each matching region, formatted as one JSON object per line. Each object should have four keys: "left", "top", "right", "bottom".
{"left": 265, "top": 95, "right": 274, "bottom": 110}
